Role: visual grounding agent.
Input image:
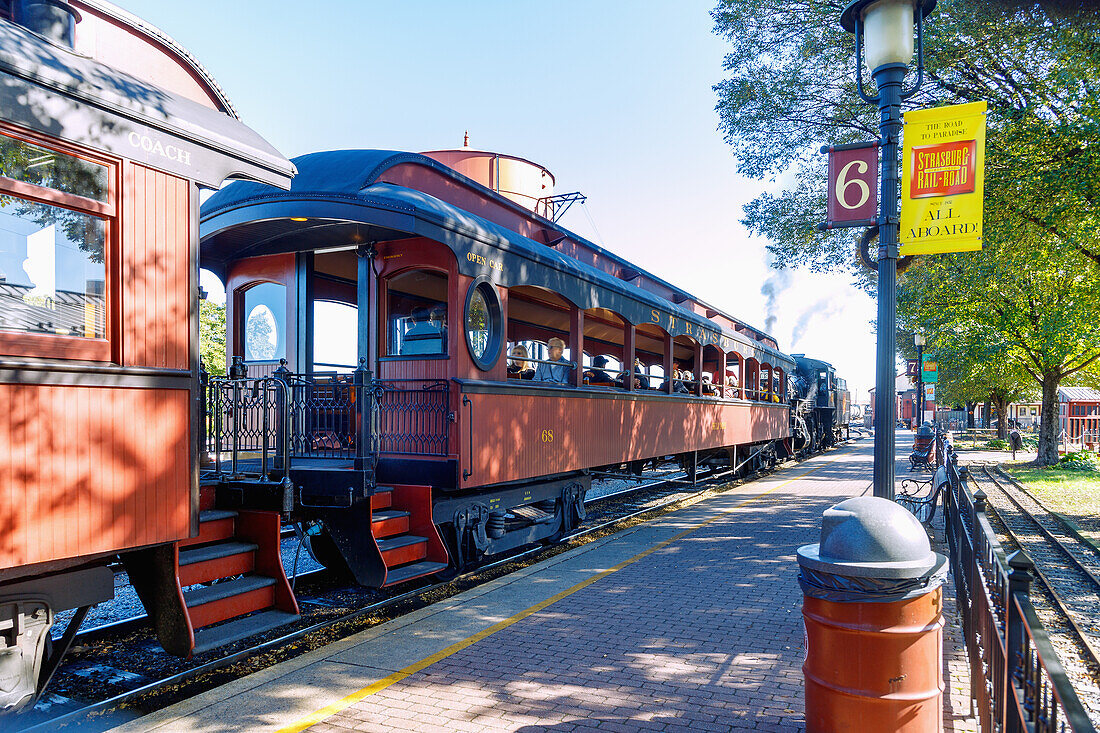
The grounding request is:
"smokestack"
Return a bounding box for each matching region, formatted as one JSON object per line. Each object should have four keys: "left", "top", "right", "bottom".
{"left": 13, "top": 0, "right": 80, "bottom": 49}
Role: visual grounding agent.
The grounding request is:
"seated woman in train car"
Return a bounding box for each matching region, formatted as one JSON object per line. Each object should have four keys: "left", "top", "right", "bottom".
{"left": 507, "top": 345, "right": 535, "bottom": 379}
{"left": 533, "top": 337, "right": 571, "bottom": 385}
{"left": 615, "top": 357, "right": 649, "bottom": 390}
{"left": 660, "top": 362, "right": 690, "bottom": 393}
{"left": 583, "top": 355, "right": 616, "bottom": 386}
{"left": 401, "top": 308, "right": 445, "bottom": 355}
{"left": 701, "top": 374, "right": 717, "bottom": 396}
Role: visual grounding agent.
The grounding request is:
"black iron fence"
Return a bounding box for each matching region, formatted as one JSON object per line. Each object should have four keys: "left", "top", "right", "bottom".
{"left": 938, "top": 437, "right": 1096, "bottom": 732}
{"left": 201, "top": 363, "right": 450, "bottom": 477}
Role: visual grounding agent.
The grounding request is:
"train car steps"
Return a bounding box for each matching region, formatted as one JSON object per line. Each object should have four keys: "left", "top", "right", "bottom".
{"left": 191, "top": 610, "right": 301, "bottom": 655}
{"left": 371, "top": 486, "right": 393, "bottom": 511}
{"left": 373, "top": 485, "right": 450, "bottom": 587}
{"left": 177, "top": 541, "right": 257, "bottom": 586}
{"left": 174, "top": 509, "right": 299, "bottom": 655}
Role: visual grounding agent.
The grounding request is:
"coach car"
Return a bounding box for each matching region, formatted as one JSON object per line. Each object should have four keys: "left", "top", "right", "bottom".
{"left": 0, "top": 0, "right": 293, "bottom": 710}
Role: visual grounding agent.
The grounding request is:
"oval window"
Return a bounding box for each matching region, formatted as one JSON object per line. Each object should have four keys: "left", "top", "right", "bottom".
{"left": 245, "top": 304, "right": 279, "bottom": 360}
{"left": 242, "top": 282, "right": 286, "bottom": 362}
{"left": 464, "top": 278, "right": 501, "bottom": 371}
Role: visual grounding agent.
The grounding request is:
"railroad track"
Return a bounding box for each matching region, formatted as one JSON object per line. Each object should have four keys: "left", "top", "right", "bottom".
{"left": 973, "top": 466, "right": 1100, "bottom": 678}
{"left": 60, "top": 463, "right": 695, "bottom": 649}
{"left": 22, "top": 441, "right": 840, "bottom": 732}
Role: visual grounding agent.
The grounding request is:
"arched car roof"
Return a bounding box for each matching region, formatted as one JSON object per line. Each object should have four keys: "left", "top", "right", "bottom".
{"left": 201, "top": 150, "right": 792, "bottom": 367}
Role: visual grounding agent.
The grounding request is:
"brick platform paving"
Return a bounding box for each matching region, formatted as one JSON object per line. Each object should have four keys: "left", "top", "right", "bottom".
{"left": 304, "top": 441, "right": 958, "bottom": 733}
{"left": 115, "top": 434, "right": 980, "bottom": 733}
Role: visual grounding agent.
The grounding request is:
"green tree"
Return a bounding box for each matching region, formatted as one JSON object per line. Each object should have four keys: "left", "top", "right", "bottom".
{"left": 200, "top": 299, "right": 227, "bottom": 376}
{"left": 897, "top": 222, "right": 1100, "bottom": 462}
{"left": 899, "top": 328, "right": 1033, "bottom": 438}
{"left": 713, "top": 0, "right": 1100, "bottom": 464}
{"left": 1, "top": 136, "right": 109, "bottom": 260}
{"left": 712, "top": 0, "right": 1100, "bottom": 273}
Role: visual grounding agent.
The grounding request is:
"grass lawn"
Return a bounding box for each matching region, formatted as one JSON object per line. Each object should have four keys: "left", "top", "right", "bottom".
{"left": 954, "top": 439, "right": 999, "bottom": 451}
{"left": 1001, "top": 462, "right": 1100, "bottom": 546}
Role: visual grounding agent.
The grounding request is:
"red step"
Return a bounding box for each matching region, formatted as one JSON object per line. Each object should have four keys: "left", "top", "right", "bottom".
{"left": 184, "top": 576, "right": 276, "bottom": 629}
{"left": 377, "top": 535, "right": 427, "bottom": 567}
{"left": 371, "top": 487, "right": 393, "bottom": 511}
{"left": 180, "top": 510, "right": 237, "bottom": 548}
{"left": 178, "top": 541, "right": 257, "bottom": 586}
{"left": 382, "top": 560, "right": 449, "bottom": 587}
{"left": 371, "top": 510, "right": 410, "bottom": 538}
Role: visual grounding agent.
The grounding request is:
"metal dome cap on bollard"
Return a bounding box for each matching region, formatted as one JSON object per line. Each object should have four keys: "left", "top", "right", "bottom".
{"left": 797, "top": 496, "right": 947, "bottom": 601}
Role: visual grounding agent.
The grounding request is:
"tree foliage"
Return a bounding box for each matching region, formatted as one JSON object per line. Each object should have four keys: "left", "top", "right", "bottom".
{"left": 200, "top": 299, "right": 227, "bottom": 376}
{"left": 899, "top": 327, "right": 1034, "bottom": 437}
{"left": 712, "top": 0, "right": 1100, "bottom": 273}
{"left": 713, "top": 0, "right": 1100, "bottom": 464}
{"left": 897, "top": 220, "right": 1100, "bottom": 459}
{"left": 0, "top": 136, "right": 108, "bottom": 261}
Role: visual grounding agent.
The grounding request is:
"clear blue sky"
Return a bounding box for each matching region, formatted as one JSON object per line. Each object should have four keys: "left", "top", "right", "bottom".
{"left": 120, "top": 0, "right": 878, "bottom": 400}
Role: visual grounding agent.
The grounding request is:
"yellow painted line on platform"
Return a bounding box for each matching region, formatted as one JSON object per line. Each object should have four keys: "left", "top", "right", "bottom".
{"left": 277, "top": 448, "right": 850, "bottom": 733}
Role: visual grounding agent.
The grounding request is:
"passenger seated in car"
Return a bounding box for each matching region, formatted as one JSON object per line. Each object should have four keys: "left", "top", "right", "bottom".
{"left": 660, "top": 362, "right": 690, "bottom": 393}
{"left": 507, "top": 345, "right": 534, "bottom": 380}
{"left": 402, "top": 308, "right": 445, "bottom": 355}
{"left": 617, "top": 357, "right": 650, "bottom": 389}
{"left": 702, "top": 374, "right": 716, "bottom": 395}
{"left": 533, "top": 337, "right": 571, "bottom": 385}
{"left": 584, "top": 355, "right": 616, "bottom": 385}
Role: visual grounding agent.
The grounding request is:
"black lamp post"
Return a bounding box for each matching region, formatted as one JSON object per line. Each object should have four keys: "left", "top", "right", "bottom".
{"left": 914, "top": 332, "right": 925, "bottom": 425}
{"left": 841, "top": 0, "right": 936, "bottom": 500}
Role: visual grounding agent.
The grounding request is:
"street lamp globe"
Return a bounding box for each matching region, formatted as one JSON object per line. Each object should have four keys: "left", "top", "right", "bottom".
{"left": 864, "top": 0, "right": 915, "bottom": 70}
{"left": 914, "top": 333, "right": 925, "bottom": 347}
{"left": 841, "top": 0, "right": 936, "bottom": 74}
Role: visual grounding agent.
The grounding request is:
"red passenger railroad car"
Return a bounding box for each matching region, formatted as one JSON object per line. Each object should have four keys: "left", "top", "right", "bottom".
{"left": 0, "top": 0, "right": 292, "bottom": 712}
{"left": 197, "top": 146, "right": 799, "bottom": 588}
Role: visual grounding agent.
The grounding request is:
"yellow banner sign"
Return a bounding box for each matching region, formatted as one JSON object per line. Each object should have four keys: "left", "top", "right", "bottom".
{"left": 900, "top": 102, "right": 987, "bottom": 256}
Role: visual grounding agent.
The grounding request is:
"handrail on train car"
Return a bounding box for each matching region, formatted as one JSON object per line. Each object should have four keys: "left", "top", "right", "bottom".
{"left": 201, "top": 361, "right": 451, "bottom": 483}
{"left": 939, "top": 436, "right": 1096, "bottom": 732}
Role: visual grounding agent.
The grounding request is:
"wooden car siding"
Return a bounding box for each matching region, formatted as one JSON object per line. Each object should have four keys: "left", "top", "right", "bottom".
{"left": 460, "top": 390, "right": 788, "bottom": 487}
{"left": 379, "top": 359, "right": 451, "bottom": 381}
{"left": 0, "top": 383, "right": 191, "bottom": 570}
{"left": 122, "top": 163, "right": 190, "bottom": 370}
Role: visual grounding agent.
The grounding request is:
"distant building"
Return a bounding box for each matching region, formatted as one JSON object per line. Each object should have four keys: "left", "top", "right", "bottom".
{"left": 1060, "top": 387, "right": 1100, "bottom": 447}
{"left": 1008, "top": 400, "right": 1043, "bottom": 429}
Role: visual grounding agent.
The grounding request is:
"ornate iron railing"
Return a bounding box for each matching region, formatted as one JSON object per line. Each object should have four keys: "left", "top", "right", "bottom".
{"left": 203, "top": 372, "right": 292, "bottom": 479}
{"left": 202, "top": 364, "right": 451, "bottom": 478}
{"left": 376, "top": 379, "right": 450, "bottom": 456}
{"left": 940, "top": 438, "right": 1095, "bottom": 732}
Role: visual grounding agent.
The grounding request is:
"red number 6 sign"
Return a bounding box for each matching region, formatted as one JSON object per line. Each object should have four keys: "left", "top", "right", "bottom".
{"left": 822, "top": 142, "right": 879, "bottom": 228}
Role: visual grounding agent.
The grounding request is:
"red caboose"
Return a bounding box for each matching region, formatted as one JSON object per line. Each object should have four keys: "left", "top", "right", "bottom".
{"left": 0, "top": 0, "right": 292, "bottom": 711}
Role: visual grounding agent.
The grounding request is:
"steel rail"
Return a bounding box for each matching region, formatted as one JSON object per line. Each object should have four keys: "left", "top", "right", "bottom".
{"left": 994, "top": 466, "right": 1100, "bottom": 555}
{"left": 24, "top": 443, "right": 845, "bottom": 732}
{"left": 976, "top": 466, "right": 1100, "bottom": 672}
{"left": 979, "top": 467, "right": 1100, "bottom": 592}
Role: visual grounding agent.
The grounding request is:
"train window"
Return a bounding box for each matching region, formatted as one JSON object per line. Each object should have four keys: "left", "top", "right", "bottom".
{"left": 464, "top": 278, "right": 502, "bottom": 371}
{"left": 314, "top": 300, "right": 358, "bottom": 371}
{"left": 0, "top": 132, "right": 109, "bottom": 202}
{"left": 0, "top": 131, "right": 115, "bottom": 360}
{"left": 243, "top": 282, "right": 286, "bottom": 362}
{"left": 0, "top": 200, "right": 106, "bottom": 339}
{"left": 386, "top": 269, "right": 448, "bottom": 356}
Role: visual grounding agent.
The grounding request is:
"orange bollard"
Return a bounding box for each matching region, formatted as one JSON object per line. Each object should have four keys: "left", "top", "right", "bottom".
{"left": 797, "top": 497, "right": 947, "bottom": 733}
